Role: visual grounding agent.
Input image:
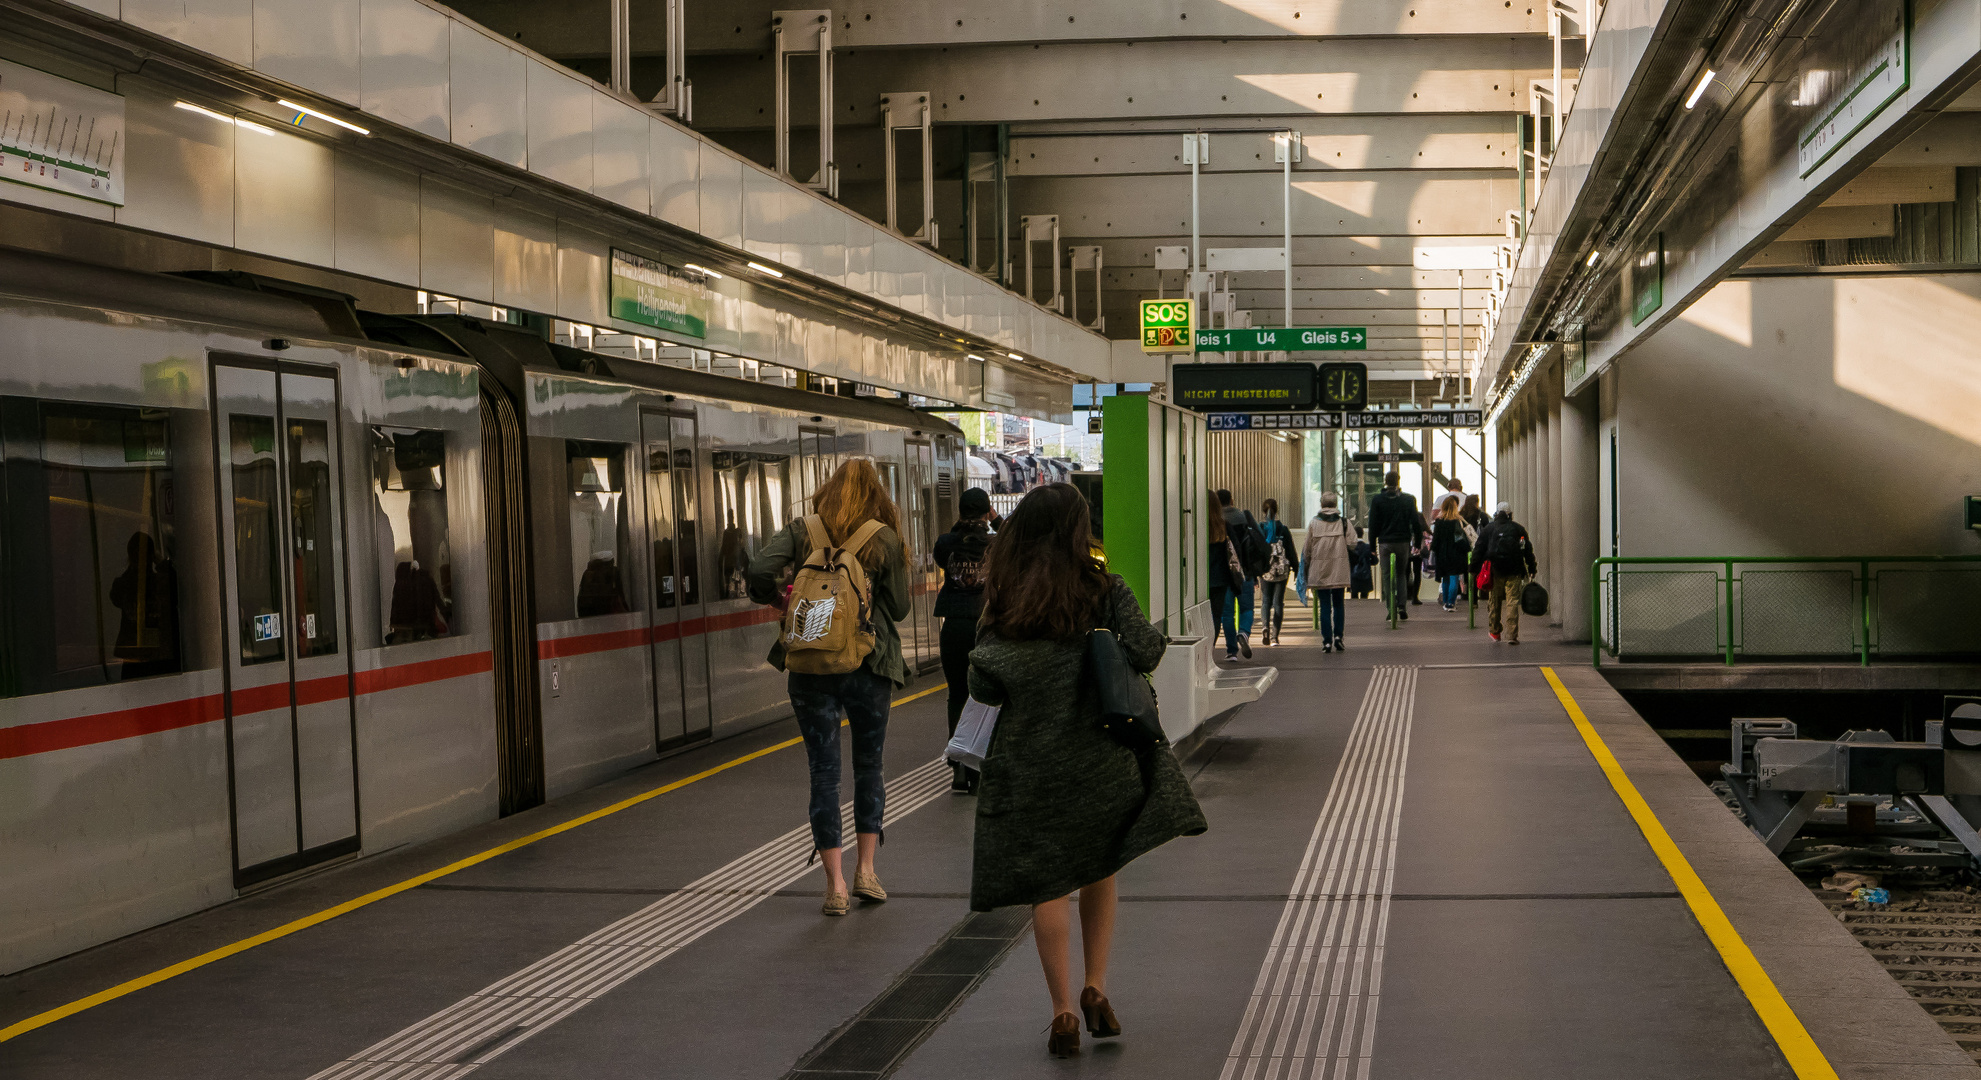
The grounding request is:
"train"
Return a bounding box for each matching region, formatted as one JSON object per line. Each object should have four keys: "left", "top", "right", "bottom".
{"left": 0, "top": 246, "right": 964, "bottom": 975}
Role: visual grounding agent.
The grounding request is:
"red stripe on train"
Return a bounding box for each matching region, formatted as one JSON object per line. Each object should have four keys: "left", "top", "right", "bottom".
{"left": 0, "top": 651, "right": 494, "bottom": 761}
{"left": 537, "top": 606, "right": 784, "bottom": 659}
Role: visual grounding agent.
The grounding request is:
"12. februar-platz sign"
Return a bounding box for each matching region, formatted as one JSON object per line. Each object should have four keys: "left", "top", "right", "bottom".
{"left": 0, "top": 58, "right": 124, "bottom": 206}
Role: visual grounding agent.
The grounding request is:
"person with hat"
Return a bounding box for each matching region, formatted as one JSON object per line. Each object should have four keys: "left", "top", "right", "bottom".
{"left": 934, "top": 487, "right": 998, "bottom": 792}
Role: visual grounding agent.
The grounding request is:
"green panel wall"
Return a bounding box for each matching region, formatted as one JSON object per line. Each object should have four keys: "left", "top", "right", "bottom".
{"left": 1102, "top": 393, "right": 1152, "bottom": 611}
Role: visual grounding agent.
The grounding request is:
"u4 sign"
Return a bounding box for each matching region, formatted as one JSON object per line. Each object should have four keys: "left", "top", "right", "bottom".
{"left": 1140, "top": 298, "right": 1196, "bottom": 353}
{"left": 1195, "top": 327, "right": 1367, "bottom": 352}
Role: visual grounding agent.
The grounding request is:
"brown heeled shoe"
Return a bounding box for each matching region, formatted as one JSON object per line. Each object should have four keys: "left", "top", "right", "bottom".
{"left": 1080, "top": 985, "right": 1121, "bottom": 1038}
{"left": 1048, "top": 1012, "right": 1081, "bottom": 1057}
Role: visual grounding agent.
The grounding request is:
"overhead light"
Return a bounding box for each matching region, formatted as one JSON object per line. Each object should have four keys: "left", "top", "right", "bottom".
{"left": 1007, "top": 352, "right": 1022, "bottom": 360}
{"left": 746, "top": 260, "right": 785, "bottom": 278}
{"left": 967, "top": 354, "right": 987, "bottom": 362}
{"left": 1684, "top": 69, "right": 1716, "bottom": 110}
{"left": 278, "top": 99, "right": 370, "bottom": 135}
{"left": 174, "top": 100, "right": 273, "bottom": 135}
{"left": 1586, "top": 250, "right": 1600, "bottom": 267}
{"left": 683, "top": 262, "right": 723, "bottom": 279}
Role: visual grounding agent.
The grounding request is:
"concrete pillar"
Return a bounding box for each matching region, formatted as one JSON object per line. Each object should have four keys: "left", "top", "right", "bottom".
{"left": 1546, "top": 357, "right": 1565, "bottom": 624}
{"left": 1559, "top": 380, "right": 1599, "bottom": 643}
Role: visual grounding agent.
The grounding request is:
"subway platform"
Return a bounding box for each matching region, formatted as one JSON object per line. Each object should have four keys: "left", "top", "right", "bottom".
{"left": 1, "top": 605, "right": 1970, "bottom": 1080}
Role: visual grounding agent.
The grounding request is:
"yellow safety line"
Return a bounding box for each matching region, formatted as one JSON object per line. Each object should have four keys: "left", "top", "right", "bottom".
{"left": 0, "top": 682, "right": 945, "bottom": 1044}
{"left": 1539, "top": 667, "right": 1838, "bottom": 1080}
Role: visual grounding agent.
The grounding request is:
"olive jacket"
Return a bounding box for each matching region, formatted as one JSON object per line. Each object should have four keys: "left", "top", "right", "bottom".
{"left": 966, "top": 578, "right": 1208, "bottom": 910}
{"left": 744, "top": 518, "right": 912, "bottom": 687}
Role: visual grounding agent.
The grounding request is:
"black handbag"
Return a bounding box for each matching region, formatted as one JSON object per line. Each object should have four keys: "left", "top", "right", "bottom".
{"left": 1087, "top": 626, "right": 1166, "bottom": 750}
{"left": 1521, "top": 580, "right": 1550, "bottom": 617}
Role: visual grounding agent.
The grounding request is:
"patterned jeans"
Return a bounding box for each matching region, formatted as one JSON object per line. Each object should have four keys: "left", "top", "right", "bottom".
{"left": 1488, "top": 575, "right": 1527, "bottom": 642}
{"left": 789, "top": 669, "right": 891, "bottom": 852}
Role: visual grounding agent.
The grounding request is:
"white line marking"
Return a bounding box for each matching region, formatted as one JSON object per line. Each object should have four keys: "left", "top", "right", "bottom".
{"left": 305, "top": 759, "right": 951, "bottom": 1079}
{"left": 1220, "top": 665, "right": 1415, "bottom": 1080}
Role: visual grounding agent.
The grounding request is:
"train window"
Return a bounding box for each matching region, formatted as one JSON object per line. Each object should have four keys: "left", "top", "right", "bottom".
{"left": 0, "top": 401, "right": 183, "bottom": 693}
{"left": 370, "top": 427, "right": 453, "bottom": 645}
{"left": 286, "top": 418, "right": 341, "bottom": 657}
{"left": 712, "top": 450, "right": 791, "bottom": 599}
{"left": 568, "top": 441, "right": 631, "bottom": 616}
{"left": 230, "top": 414, "right": 286, "bottom": 665}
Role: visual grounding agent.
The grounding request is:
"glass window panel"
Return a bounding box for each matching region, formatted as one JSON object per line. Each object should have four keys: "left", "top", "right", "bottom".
{"left": 286, "top": 418, "right": 340, "bottom": 657}
{"left": 712, "top": 450, "right": 792, "bottom": 600}
{"left": 35, "top": 407, "right": 181, "bottom": 683}
{"left": 232, "top": 414, "right": 286, "bottom": 666}
{"left": 646, "top": 430, "right": 678, "bottom": 609}
{"left": 370, "top": 426, "right": 453, "bottom": 645}
{"left": 568, "top": 441, "right": 632, "bottom": 616}
{"left": 670, "top": 426, "right": 700, "bottom": 606}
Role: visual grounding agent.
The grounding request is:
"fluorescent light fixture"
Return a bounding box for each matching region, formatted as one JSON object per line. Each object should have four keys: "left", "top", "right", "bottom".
{"left": 746, "top": 260, "right": 785, "bottom": 278}
{"left": 682, "top": 262, "right": 723, "bottom": 279}
{"left": 967, "top": 354, "right": 987, "bottom": 362}
{"left": 1586, "top": 250, "right": 1600, "bottom": 267}
{"left": 175, "top": 101, "right": 273, "bottom": 135}
{"left": 1007, "top": 352, "right": 1022, "bottom": 360}
{"left": 1684, "top": 69, "right": 1716, "bottom": 110}
{"left": 278, "top": 99, "right": 370, "bottom": 135}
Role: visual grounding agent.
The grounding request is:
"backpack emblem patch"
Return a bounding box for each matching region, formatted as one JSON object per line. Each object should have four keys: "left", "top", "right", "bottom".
{"left": 790, "top": 596, "right": 837, "bottom": 642}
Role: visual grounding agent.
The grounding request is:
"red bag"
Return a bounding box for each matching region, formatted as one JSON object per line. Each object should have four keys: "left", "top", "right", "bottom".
{"left": 1476, "top": 562, "right": 1493, "bottom": 591}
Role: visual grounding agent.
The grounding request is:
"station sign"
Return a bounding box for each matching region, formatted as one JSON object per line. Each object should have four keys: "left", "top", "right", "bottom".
{"left": 1345, "top": 410, "right": 1482, "bottom": 429}
{"left": 1205, "top": 412, "right": 1344, "bottom": 431}
{"left": 1173, "top": 362, "right": 1316, "bottom": 411}
{"left": 610, "top": 249, "right": 712, "bottom": 339}
{"left": 1194, "top": 326, "right": 1367, "bottom": 352}
{"left": 1350, "top": 452, "right": 1425, "bottom": 463}
{"left": 1140, "top": 298, "right": 1196, "bottom": 352}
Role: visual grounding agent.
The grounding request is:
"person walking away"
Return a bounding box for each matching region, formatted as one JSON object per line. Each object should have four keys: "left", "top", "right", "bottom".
{"left": 1458, "top": 494, "right": 1487, "bottom": 604}
{"left": 1366, "top": 472, "right": 1420, "bottom": 623}
{"left": 966, "top": 483, "right": 1208, "bottom": 1058}
{"left": 1349, "top": 529, "right": 1374, "bottom": 599}
{"left": 746, "top": 459, "right": 911, "bottom": 916}
{"left": 1301, "top": 494, "right": 1356, "bottom": 652}
{"left": 1470, "top": 501, "right": 1537, "bottom": 644}
{"left": 1256, "top": 498, "right": 1299, "bottom": 646}
{"left": 1430, "top": 500, "right": 1472, "bottom": 612}
{"left": 1431, "top": 478, "right": 1465, "bottom": 516}
{"left": 1408, "top": 505, "right": 1430, "bottom": 606}
{"left": 934, "top": 487, "right": 996, "bottom": 793}
{"left": 1205, "top": 488, "right": 1245, "bottom": 661}
{"left": 1216, "top": 489, "right": 1265, "bottom": 655}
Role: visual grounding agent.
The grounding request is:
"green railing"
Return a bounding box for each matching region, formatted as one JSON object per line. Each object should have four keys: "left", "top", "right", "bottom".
{"left": 1592, "top": 556, "right": 1981, "bottom": 668}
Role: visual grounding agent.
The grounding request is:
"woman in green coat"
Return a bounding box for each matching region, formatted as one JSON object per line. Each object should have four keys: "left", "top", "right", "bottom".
{"left": 967, "top": 483, "right": 1208, "bottom": 1058}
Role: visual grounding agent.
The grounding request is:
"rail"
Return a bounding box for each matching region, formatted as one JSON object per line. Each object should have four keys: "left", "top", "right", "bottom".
{"left": 1592, "top": 556, "right": 1981, "bottom": 668}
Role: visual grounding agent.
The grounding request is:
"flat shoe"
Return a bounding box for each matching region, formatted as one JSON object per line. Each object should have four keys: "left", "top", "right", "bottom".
{"left": 822, "top": 891, "right": 850, "bottom": 916}
{"left": 1080, "top": 986, "right": 1121, "bottom": 1038}
{"left": 852, "top": 869, "right": 887, "bottom": 903}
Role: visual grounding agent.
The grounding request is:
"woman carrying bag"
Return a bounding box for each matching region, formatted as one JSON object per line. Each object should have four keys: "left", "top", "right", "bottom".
{"left": 1430, "top": 499, "right": 1472, "bottom": 612}
{"left": 1256, "top": 498, "right": 1300, "bottom": 647}
{"left": 967, "top": 483, "right": 1207, "bottom": 1058}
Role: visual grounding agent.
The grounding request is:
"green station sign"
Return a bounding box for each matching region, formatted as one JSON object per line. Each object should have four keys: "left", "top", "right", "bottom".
{"left": 1195, "top": 326, "right": 1367, "bottom": 352}
{"left": 610, "top": 249, "right": 711, "bottom": 339}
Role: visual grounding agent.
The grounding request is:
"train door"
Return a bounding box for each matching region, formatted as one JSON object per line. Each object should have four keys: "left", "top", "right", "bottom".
{"left": 643, "top": 409, "right": 712, "bottom": 744}
{"left": 211, "top": 358, "right": 359, "bottom": 887}
{"left": 798, "top": 427, "right": 833, "bottom": 499}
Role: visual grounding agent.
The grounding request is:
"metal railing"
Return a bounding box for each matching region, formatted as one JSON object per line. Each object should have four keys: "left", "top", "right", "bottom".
{"left": 1593, "top": 556, "right": 1981, "bottom": 667}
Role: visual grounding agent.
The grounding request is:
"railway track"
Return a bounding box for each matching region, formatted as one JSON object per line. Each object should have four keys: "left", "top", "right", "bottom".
{"left": 1813, "top": 877, "right": 1981, "bottom": 1065}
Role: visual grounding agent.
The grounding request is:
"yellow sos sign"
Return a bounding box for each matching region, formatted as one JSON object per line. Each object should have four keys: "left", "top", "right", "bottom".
{"left": 1139, "top": 298, "right": 1196, "bottom": 353}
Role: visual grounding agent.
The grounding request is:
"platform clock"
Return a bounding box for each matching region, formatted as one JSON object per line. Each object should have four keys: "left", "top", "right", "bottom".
{"left": 1318, "top": 362, "right": 1368, "bottom": 411}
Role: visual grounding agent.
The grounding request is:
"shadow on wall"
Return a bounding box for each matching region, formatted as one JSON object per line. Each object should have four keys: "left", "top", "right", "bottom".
{"left": 1622, "top": 274, "right": 1981, "bottom": 556}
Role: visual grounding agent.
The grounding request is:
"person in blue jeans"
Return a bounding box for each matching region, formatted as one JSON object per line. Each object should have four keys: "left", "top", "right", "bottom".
{"left": 1206, "top": 487, "right": 1249, "bottom": 660}
{"left": 1299, "top": 493, "right": 1358, "bottom": 653}
{"left": 1430, "top": 499, "right": 1472, "bottom": 612}
{"left": 1216, "top": 489, "right": 1260, "bottom": 657}
{"left": 747, "top": 459, "right": 911, "bottom": 916}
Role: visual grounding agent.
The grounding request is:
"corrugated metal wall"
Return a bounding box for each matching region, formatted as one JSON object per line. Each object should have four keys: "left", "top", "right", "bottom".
{"left": 1205, "top": 431, "right": 1305, "bottom": 523}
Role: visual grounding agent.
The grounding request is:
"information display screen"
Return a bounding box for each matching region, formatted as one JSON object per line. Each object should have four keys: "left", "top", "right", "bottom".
{"left": 1172, "top": 362, "right": 1316, "bottom": 411}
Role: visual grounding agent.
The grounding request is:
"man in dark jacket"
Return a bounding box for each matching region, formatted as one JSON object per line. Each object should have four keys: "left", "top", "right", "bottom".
{"left": 1366, "top": 472, "right": 1419, "bottom": 623}
{"left": 1217, "top": 489, "right": 1262, "bottom": 656}
{"left": 934, "top": 487, "right": 995, "bottom": 791}
{"left": 1469, "top": 502, "right": 1537, "bottom": 643}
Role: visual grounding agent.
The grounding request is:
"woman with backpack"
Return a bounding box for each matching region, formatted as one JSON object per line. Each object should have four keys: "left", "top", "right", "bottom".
{"left": 745, "top": 458, "right": 911, "bottom": 917}
{"left": 1430, "top": 499, "right": 1472, "bottom": 612}
{"left": 934, "top": 487, "right": 997, "bottom": 793}
{"left": 968, "top": 482, "right": 1207, "bottom": 1058}
{"left": 1256, "top": 498, "right": 1300, "bottom": 646}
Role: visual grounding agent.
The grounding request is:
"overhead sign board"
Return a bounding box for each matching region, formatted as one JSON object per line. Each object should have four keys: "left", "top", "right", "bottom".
{"left": 1350, "top": 452, "right": 1425, "bottom": 463}
{"left": 0, "top": 58, "right": 125, "bottom": 206}
{"left": 1344, "top": 410, "right": 1483, "bottom": 429}
{"left": 610, "top": 249, "right": 711, "bottom": 339}
{"left": 1206, "top": 412, "right": 1344, "bottom": 431}
{"left": 1195, "top": 327, "right": 1366, "bottom": 352}
{"left": 1173, "top": 362, "right": 1316, "bottom": 411}
{"left": 1798, "top": 10, "right": 1908, "bottom": 177}
{"left": 1140, "top": 298, "right": 1196, "bottom": 352}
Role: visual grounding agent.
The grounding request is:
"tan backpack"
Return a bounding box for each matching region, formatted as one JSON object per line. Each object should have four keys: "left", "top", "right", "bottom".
{"left": 782, "top": 515, "right": 888, "bottom": 675}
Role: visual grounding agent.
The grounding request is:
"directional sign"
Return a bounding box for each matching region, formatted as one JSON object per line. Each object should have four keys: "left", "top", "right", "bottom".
{"left": 1350, "top": 452, "right": 1425, "bottom": 463}
{"left": 1344, "top": 410, "right": 1483, "bottom": 429}
{"left": 1206, "top": 412, "right": 1345, "bottom": 431}
{"left": 1195, "top": 327, "right": 1367, "bottom": 352}
{"left": 1140, "top": 298, "right": 1196, "bottom": 353}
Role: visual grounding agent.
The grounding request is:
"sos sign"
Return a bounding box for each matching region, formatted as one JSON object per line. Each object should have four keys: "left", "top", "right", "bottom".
{"left": 1139, "top": 298, "right": 1196, "bottom": 353}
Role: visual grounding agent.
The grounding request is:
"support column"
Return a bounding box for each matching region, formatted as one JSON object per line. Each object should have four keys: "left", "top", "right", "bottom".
{"left": 1559, "top": 379, "right": 1598, "bottom": 643}
{"left": 1546, "top": 357, "right": 1564, "bottom": 624}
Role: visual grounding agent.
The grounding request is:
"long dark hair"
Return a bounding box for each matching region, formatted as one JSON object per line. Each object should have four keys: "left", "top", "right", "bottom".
{"left": 979, "top": 483, "right": 1109, "bottom": 643}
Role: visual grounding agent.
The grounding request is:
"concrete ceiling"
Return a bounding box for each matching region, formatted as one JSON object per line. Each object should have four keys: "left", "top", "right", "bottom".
{"left": 442, "top": 0, "right": 1573, "bottom": 379}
